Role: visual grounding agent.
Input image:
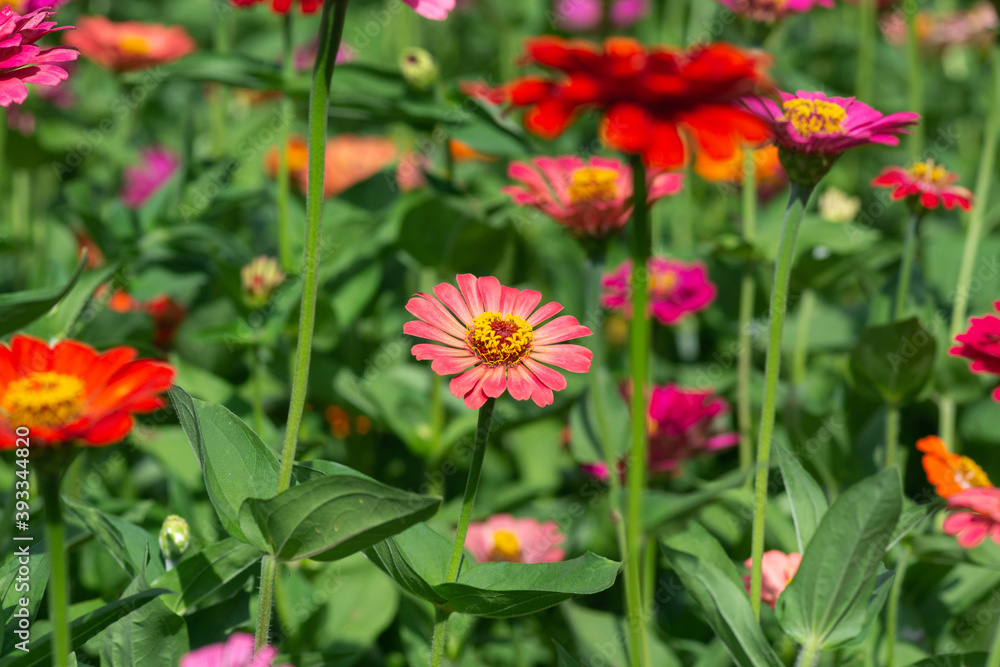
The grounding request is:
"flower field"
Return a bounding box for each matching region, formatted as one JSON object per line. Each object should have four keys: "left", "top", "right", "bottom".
{"left": 1, "top": 0, "right": 1000, "bottom": 665}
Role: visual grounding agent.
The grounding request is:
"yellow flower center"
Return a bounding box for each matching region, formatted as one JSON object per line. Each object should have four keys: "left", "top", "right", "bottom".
{"left": 782, "top": 98, "right": 848, "bottom": 138}
{"left": 908, "top": 159, "right": 948, "bottom": 184}
{"left": 955, "top": 456, "right": 991, "bottom": 489}
{"left": 568, "top": 167, "right": 620, "bottom": 205}
{"left": 119, "top": 35, "right": 152, "bottom": 56}
{"left": 491, "top": 530, "right": 521, "bottom": 561}
{"left": 467, "top": 312, "right": 534, "bottom": 367}
{"left": 649, "top": 270, "right": 678, "bottom": 297}
{"left": 1, "top": 372, "right": 86, "bottom": 429}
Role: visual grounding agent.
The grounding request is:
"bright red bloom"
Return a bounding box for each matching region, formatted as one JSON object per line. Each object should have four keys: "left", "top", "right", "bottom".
{"left": 231, "top": 0, "right": 321, "bottom": 12}
{"left": 0, "top": 335, "right": 174, "bottom": 448}
{"left": 950, "top": 302, "right": 1000, "bottom": 401}
{"left": 503, "top": 37, "right": 773, "bottom": 169}
{"left": 871, "top": 159, "right": 973, "bottom": 211}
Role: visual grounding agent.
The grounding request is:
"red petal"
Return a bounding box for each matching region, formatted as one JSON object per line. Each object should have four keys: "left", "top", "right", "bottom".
{"left": 599, "top": 103, "right": 652, "bottom": 154}
{"left": 644, "top": 122, "right": 686, "bottom": 169}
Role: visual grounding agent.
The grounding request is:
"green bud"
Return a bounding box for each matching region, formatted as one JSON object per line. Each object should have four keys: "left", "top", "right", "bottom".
{"left": 159, "top": 515, "right": 190, "bottom": 559}
{"left": 400, "top": 47, "right": 438, "bottom": 92}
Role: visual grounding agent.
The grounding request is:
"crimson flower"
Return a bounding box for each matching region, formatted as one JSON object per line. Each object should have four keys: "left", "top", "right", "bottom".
{"left": 871, "top": 159, "right": 973, "bottom": 211}
{"left": 950, "top": 301, "right": 1000, "bottom": 401}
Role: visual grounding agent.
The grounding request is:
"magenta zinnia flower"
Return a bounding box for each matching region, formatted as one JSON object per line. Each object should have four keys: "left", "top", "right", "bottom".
{"left": 742, "top": 550, "right": 801, "bottom": 609}
{"left": 950, "top": 302, "right": 1000, "bottom": 401}
{"left": 601, "top": 257, "right": 716, "bottom": 325}
{"left": 121, "top": 147, "right": 180, "bottom": 209}
{"left": 180, "top": 633, "right": 290, "bottom": 667}
{"left": 943, "top": 487, "right": 1000, "bottom": 549}
{"left": 465, "top": 514, "right": 566, "bottom": 563}
{"left": 0, "top": 6, "right": 77, "bottom": 107}
{"left": 503, "top": 156, "right": 683, "bottom": 239}
{"left": 871, "top": 159, "right": 973, "bottom": 211}
{"left": 715, "top": 0, "right": 833, "bottom": 23}
{"left": 403, "top": 0, "right": 455, "bottom": 19}
{"left": 405, "top": 274, "right": 593, "bottom": 409}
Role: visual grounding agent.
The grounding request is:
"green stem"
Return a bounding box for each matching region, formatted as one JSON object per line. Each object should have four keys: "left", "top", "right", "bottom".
{"left": 430, "top": 605, "right": 451, "bottom": 667}
{"left": 749, "top": 184, "right": 812, "bottom": 619}
{"left": 894, "top": 211, "right": 921, "bottom": 321}
{"left": 256, "top": 0, "right": 350, "bottom": 651}
{"left": 254, "top": 555, "right": 278, "bottom": 650}
{"left": 886, "top": 403, "right": 900, "bottom": 470}
{"left": 642, "top": 537, "right": 657, "bottom": 622}
{"left": 277, "top": 12, "right": 296, "bottom": 274}
{"left": 794, "top": 641, "right": 822, "bottom": 667}
{"left": 625, "top": 153, "right": 651, "bottom": 667}
{"left": 252, "top": 345, "right": 266, "bottom": 437}
{"left": 886, "top": 549, "right": 909, "bottom": 667}
{"left": 432, "top": 398, "right": 496, "bottom": 665}
{"left": 940, "top": 48, "right": 1000, "bottom": 449}
{"left": 792, "top": 289, "right": 815, "bottom": 386}
{"left": 738, "top": 150, "right": 757, "bottom": 473}
{"left": 41, "top": 466, "right": 70, "bottom": 667}
{"left": 211, "top": 12, "right": 231, "bottom": 157}
{"left": 986, "top": 609, "right": 1000, "bottom": 667}
{"left": 905, "top": 8, "right": 924, "bottom": 158}
{"left": 856, "top": 0, "right": 877, "bottom": 103}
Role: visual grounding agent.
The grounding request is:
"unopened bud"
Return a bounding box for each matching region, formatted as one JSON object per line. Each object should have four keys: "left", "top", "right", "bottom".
{"left": 241, "top": 255, "right": 286, "bottom": 309}
{"left": 159, "top": 515, "right": 190, "bottom": 559}
{"left": 400, "top": 47, "right": 438, "bottom": 91}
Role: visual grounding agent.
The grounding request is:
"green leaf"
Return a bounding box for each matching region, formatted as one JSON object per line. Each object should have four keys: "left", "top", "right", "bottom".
{"left": 661, "top": 525, "right": 785, "bottom": 667}
{"left": 0, "top": 256, "right": 86, "bottom": 338}
{"left": 63, "top": 498, "right": 165, "bottom": 583}
{"left": 568, "top": 370, "right": 629, "bottom": 465}
{"left": 774, "top": 440, "right": 829, "bottom": 552}
{"left": 831, "top": 565, "right": 895, "bottom": 649}
{"left": 169, "top": 386, "right": 280, "bottom": 542}
{"left": 849, "top": 318, "right": 937, "bottom": 404}
{"left": 363, "top": 523, "right": 450, "bottom": 604}
{"left": 26, "top": 263, "right": 121, "bottom": 339}
{"left": 237, "top": 473, "right": 441, "bottom": 561}
{"left": 905, "top": 655, "right": 987, "bottom": 667}
{"left": 397, "top": 196, "right": 508, "bottom": 275}
{"left": 151, "top": 538, "right": 261, "bottom": 615}
{"left": 0, "top": 544, "right": 49, "bottom": 657}
{"left": 0, "top": 589, "right": 169, "bottom": 667}
{"left": 776, "top": 469, "right": 902, "bottom": 648}
{"left": 101, "top": 572, "right": 188, "bottom": 667}
{"left": 887, "top": 502, "right": 944, "bottom": 552}
{"left": 554, "top": 641, "right": 584, "bottom": 667}
{"left": 641, "top": 469, "right": 751, "bottom": 532}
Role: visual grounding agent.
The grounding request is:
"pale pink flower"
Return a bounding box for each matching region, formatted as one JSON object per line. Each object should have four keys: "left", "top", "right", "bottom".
{"left": 181, "top": 633, "right": 290, "bottom": 667}
{"left": 465, "top": 514, "right": 566, "bottom": 563}
{"left": 601, "top": 257, "right": 716, "bottom": 325}
{"left": 742, "top": 550, "right": 802, "bottom": 609}
{"left": 404, "top": 0, "right": 455, "bottom": 20}
{"left": 943, "top": 487, "right": 1000, "bottom": 549}
{"left": 716, "top": 0, "right": 833, "bottom": 23}
{"left": 405, "top": 274, "right": 593, "bottom": 409}
{"left": 0, "top": 6, "right": 77, "bottom": 107}
{"left": 121, "top": 147, "right": 180, "bottom": 209}
{"left": 503, "top": 156, "right": 683, "bottom": 239}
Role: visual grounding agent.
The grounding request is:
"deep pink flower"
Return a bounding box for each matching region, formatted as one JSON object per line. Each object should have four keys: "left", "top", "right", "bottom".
{"left": 7, "top": 1, "right": 72, "bottom": 11}
{"left": 465, "top": 514, "right": 566, "bottom": 563}
{"left": 121, "top": 147, "right": 180, "bottom": 209}
{"left": 716, "top": 0, "right": 833, "bottom": 23}
{"left": 742, "top": 550, "right": 802, "bottom": 609}
{"left": 554, "top": 0, "right": 603, "bottom": 30}
{"left": 403, "top": 0, "right": 455, "bottom": 20}
{"left": 950, "top": 302, "right": 1000, "bottom": 401}
{"left": 871, "top": 159, "right": 973, "bottom": 211}
{"left": 601, "top": 257, "right": 716, "bottom": 325}
{"left": 181, "top": 633, "right": 290, "bottom": 667}
{"left": 741, "top": 90, "right": 920, "bottom": 156}
{"left": 943, "top": 488, "right": 1000, "bottom": 549}
{"left": 0, "top": 6, "right": 77, "bottom": 107}
{"left": 405, "top": 274, "right": 593, "bottom": 409}
{"left": 610, "top": 0, "right": 650, "bottom": 27}
{"left": 503, "top": 156, "right": 683, "bottom": 239}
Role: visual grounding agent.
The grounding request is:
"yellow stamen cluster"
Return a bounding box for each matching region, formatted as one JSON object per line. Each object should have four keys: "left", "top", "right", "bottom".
{"left": 954, "top": 456, "right": 991, "bottom": 489}
{"left": 467, "top": 312, "right": 534, "bottom": 367}
{"left": 649, "top": 270, "right": 678, "bottom": 297}
{"left": 491, "top": 530, "right": 521, "bottom": 561}
{"left": 118, "top": 35, "right": 152, "bottom": 56}
{"left": 782, "top": 98, "right": 848, "bottom": 137}
{"left": 568, "top": 167, "right": 620, "bottom": 205}
{"left": 908, "top": 159, "right": 949, "bottom": 184}
{"left": 1, "top": 372, "right": 86, "bottom": 429}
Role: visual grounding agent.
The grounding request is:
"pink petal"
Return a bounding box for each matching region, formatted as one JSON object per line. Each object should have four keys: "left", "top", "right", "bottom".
{"left": 478, "top": 276, "right": 502, "bottom": 313}
{"left": 512, "top": 289, "right": 542, "bottom": 319}
{"left": 411, "top": 343, "right": 471, "bottom": 360}
{"left": 526, "top": 301, "right": 564, "bottom": 326}
{"left": 433, "top": 282, "right": 473, "bottom": 325}
{"left": 449, "top": 364, "right": 489, "bottom": 400}
{"left": 506, "top": 365, "right": 535, "bottom": 401}
{"left": 405, "top": 294, "right": 467, "bottom": 339}
{"left": 404, "top": 320, "right": 465, "bottom": 347}
{"left": 481, "top": 365, "right": 508, "bottom": 398}
{"left": 457, "top": 274, "right": 484, "bottom": 316}
{"left": 534, "top": 315, "right": 592, "bottom": 344}
{"left": 523, "top": 357, "right": 568, "bottom": 391}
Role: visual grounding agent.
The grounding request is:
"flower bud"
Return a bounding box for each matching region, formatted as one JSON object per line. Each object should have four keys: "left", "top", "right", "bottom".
{"left": 241, "top": 255, "right": 286, "bottom": 309}
{"left": 159, "top": 515, "right": 190, "bottom": 559}
{"left": 400, "top": 47, "right": 438, "bottom": 91}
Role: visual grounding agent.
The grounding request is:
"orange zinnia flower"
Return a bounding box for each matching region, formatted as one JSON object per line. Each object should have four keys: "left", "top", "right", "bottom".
{"left": 266, "top": 134, "right": 397, "bottom": 198}
{"left": 0, "top": 335, "right": 174, "bottom": 448}
{"left": 916, "top": 435, "right": 991, "bottom": 498}
{"left": 65, "top": 16, "right": 195, "bottom": 72}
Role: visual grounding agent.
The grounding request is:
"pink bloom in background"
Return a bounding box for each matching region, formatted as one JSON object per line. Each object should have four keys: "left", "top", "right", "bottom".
{"left": 881, "top": 2, "right": 997, "bottom": 52}
{"left": 405, "top": 274, "right": 593, "bottom": 409}
{"left": 181, "top": 633, "right": 290, "bottom": 667}
{"left": 943, "top": 488, "right": 1000, "bottom": 549}
{"left": 0, "top": 6, "right": 78, "bottom": 107}
{"left": 601, "top": 257, "right": 716, "bottom": 325}
{"left": 742, "top": 551, "right": 802, "bottom": 609}
{"left": 610, "top": 0, "right": 650, "bottom": 27}
{"left": 396, "top": 151, "right": 431, "bottom": 192}
{"left": 504, "top": 156, "right": 683, "bottom": 239}
{"left": 65, "top": 16, "right": 195, "bottom": 72}
{"left": 871, "top": 159, "right": 973, "bottom": 211}
{"left": 465, "top": 514, "right": 566, "bottom": 563}
{"left": 555, "top": 0, "right": 650, "bottom": 30}
{"left": 121, "top": 147, "right": 180, "bottom": 209}
{"left": 293, "top": 40, "right": 353, "bottom": 71}
{"left": 715, "top": 0, "right": 833, "bottom": 23}
{"left": 950, "top": 302, "right": 1000, "bottom": 401}
{"left": 404, "top": 0, "right": 455, "bottom": 20}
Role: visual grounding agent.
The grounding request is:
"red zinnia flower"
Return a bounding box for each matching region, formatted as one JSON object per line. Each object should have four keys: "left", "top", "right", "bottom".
{"left": 503, "top": 37, "right": 773, "bottom": 169}
{"left": 231, "top": 0, "right": 321, "bottom": 12}
{"left": 950, "top": 302, "right": 1000, "bottom": 401}
{"left": 0, "top": 335, "right": 174, "bottom": 448}
{"left": 871, "top": 159, "right": 973, "bottom": 211}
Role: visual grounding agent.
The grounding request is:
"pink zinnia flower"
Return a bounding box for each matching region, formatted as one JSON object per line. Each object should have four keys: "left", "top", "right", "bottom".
{"left": 715, "top": 0, "right": 833, "bottom": 23}
{"left": 601, "top": 257, "right": 716, "bottom": 325}
{"left": 610, "top": 0, "right": 651, "bottom": 27}
{"left": 65, "top": 17, "right": 195, "bottom": 72}
{"left": 871, "top": 159, "right": 973, "bottom": 211}
{"left": 181, "top": 633, "right": 290, "bottom": 667}
{"left": 121, "top": 147, "right": 180, "bottom": 209}
{"left": 465, "top": 514, "right": 566, "bottom": 563}
{"left": 404, "top": 0, "right": 455, "bottom": 20}
{"left": 742, "top": 550, "right": 802, "bottom": 609}
{"left": 950, "top": 302, "right": 1000, "bottom": 401}
{"left": 0, "top": 6, "right": 77, "bottom": 107}
{"left": 943, "top": 488, "right": 1000, "bottom": 549}
{"left": 555, "top": 0, "right": 603, "bottom": 30}
{"left": 293, "top": 40, "right": 353, "bottom": 71}
{"left": 503, "top": 156, "right": 683, "bottom": 239}
{"left": 405, "top": 274, "right": 593, "bottom": 409}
